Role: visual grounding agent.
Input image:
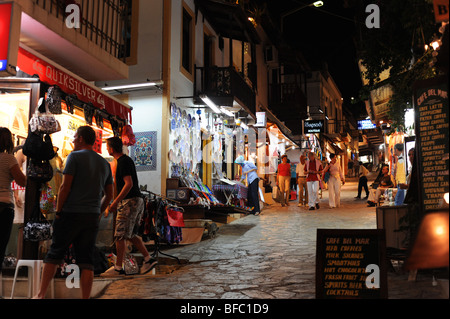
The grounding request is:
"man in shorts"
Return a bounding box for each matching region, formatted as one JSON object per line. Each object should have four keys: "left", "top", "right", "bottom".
{"left": 101, "top": 137, "right": 157, "bottom": 276}
{"left": 34, "top": 126, "right": 114, "bottom": 299}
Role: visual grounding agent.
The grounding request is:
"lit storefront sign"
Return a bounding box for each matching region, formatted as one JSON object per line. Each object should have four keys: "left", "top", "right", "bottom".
{"left": 304, "top": 120, "right": 324, "bottom": 134}
{"left": 16, "top": 47, "right": 132, "bottom": 123}
{"left": 0, "top": 2, "right": 21, "bottom": 76}
{"left": 357, "top": 119, "right": 377, "bottom": 130}
{"left": 255, "top": 112, "right": 267, "bottom": 127}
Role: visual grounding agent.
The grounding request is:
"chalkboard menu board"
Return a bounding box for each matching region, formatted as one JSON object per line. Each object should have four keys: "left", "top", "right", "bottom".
{"left": 413, "top": 76, "right": 449, "bottom": 212}
{"left": 316, "top": 229, "right": 387, "bottom": 299}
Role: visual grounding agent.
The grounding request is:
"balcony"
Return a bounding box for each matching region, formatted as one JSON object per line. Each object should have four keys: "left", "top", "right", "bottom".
{"left": 194, "top": 66, "right": 256, "bottom": 116}
{"left": 268, "top": 83, "right": 308, "bottom": 135}
{"left": 16, "top": 0, "right": 129, "bottom": 80}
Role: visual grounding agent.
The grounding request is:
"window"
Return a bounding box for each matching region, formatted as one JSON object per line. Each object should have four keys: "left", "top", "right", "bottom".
{"left": 181, "top": 2, "right": 195, "bottom": 81}
{"left": 122, "top": 0, "right": 139, "bottom": 65}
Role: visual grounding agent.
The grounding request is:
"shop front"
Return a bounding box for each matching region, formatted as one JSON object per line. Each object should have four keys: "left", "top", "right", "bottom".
{"left": 1, "top": 46, "right": 132, "bottom": 260}
{"left": 164, "top": 101, "right": 255, "bottom": 230}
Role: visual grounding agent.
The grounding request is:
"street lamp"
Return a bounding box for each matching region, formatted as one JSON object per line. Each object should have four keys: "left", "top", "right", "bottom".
{"left": 281, "top": 1, "right": 324, "bottom": 33}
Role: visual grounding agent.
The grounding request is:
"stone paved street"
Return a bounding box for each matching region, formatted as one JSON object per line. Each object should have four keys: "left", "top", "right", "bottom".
{"left": 97, "top": 177, "right": 448, "bottom": 300}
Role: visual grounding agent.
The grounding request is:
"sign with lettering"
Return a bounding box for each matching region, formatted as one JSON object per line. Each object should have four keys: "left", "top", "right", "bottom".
{"left": 16, "top": 47, "right": 132, "bottom": 123}
{"left": 304, "top": 120, "right": 324, "bottom": 134}
{"left": 254, "top": 112, "right": 266, "bottom": 127}
{"left": 433, "top": 0, "right": 449, "bottom": 22}
{"left": 316, "top": 229, "right": 387, "bottom": 299}
{"left": 0, "top": 2, "right": 20, "bottom": 76}
{"left": 413, "top": 76, "right": 449, "bottom": 212}
{"left": 358, "top": 119, "right": 376, "bottom": 130}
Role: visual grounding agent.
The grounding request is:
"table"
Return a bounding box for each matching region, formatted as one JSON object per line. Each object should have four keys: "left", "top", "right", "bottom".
{"left": 212, "top": 184, "right": 248, "bottom": 205}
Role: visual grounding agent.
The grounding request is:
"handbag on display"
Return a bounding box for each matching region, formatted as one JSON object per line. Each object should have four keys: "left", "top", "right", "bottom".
{"left": 46, "top": 86, "right": 63, "bottom": 114}
{"left": 29, "top": 98, "right": 61, "bottom": 134}
{"left": 27, "top": 159, "right": 53, "bottom": 183}
{"left": 23, "top": 131, "right": 56, "bottom": 161}
{"left": 40, "top": 183, "right": 56, "bottom": 216}
{"left": 23, "top": 202, "right": 53, "bottom": 242}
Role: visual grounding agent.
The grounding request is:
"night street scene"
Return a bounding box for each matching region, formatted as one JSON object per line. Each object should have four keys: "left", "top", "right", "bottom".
{"left": 0, "top": 0, "right": 448, "bottom": 315}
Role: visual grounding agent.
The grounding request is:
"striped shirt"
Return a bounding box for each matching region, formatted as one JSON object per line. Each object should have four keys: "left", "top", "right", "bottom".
{"left": 0, "top": 153, "right": 19, "bottom": 204}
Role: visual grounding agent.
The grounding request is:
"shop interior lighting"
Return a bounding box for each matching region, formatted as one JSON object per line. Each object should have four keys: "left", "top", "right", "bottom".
{"left": 101, "top": 81, "right": 162, "bottom": 91}
{"left": 200, "top": 95, "right": 222, "bottom": 114}
{"left": 220, "top": 107, "right": 234, "bottom": 117}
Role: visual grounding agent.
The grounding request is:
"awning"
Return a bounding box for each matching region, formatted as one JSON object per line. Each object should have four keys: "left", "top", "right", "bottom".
{"left": 16, "top": 45, "right": 132, "bottom": 123}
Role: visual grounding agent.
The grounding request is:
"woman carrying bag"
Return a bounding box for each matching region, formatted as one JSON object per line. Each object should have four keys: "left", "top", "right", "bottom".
{"left": 0, "top": 128, "right": 27, "bottom": 274}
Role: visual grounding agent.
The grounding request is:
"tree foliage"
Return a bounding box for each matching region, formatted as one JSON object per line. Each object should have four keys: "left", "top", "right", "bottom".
{"left": 356, "top": 0, "right": 440, "bottom": 128}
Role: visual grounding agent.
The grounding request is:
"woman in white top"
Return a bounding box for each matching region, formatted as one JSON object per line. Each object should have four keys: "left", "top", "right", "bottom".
{"left": 322, "top": 154, "right": 345, "bottom": 208}
{"left": 0, "top": 128, "right": 27, "bottom": 273}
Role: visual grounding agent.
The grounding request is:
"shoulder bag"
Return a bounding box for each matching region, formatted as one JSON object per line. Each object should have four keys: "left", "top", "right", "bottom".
{"left": 23, "top": 202, "right": 53, "bottom": 242}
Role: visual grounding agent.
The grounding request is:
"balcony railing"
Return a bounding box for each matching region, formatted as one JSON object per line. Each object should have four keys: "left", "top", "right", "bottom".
{"left": 34, "top": 0, "right": 129, "bottom": 61}
{"left": 195, "top": 66, "right": 256, "bottom": 115}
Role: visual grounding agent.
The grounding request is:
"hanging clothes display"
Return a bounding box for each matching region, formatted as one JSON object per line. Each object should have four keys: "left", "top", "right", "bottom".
{"left": 139, "top": 193, "right": 184, "bottom": 245}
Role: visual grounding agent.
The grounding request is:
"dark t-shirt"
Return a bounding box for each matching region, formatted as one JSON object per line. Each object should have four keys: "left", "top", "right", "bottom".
{"left": 63, "top": 149, "right": 113, "bottom": 214}
{"left": 380, "top": 175, "right": 393, "bottom": 187}
{"left": 116, "top": 154, "right": 141, "bottom": 199}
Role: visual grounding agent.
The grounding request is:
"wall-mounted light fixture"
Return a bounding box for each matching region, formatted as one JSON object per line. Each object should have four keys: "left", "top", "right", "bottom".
{"left": 200, "top": 94, "right": 221, "bottom": 114}
{"left": 101, "top": 80, "right": 163, "bottom": 91}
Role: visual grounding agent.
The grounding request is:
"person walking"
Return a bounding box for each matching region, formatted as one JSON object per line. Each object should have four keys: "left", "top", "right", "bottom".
{"left": 0, "top": 128, "right": 27, "bottom": 277}
{"left": 235, "top": 155, "right": 260, "bottom": 215}
{"left": 101, "top": 136, "right": 158, "bottom": 276}
{"left": 276, "top": 155, "right": 291, "bottom": 207}
{"left": 355, "top": 162, "right": 369, "bottom": 199}
{"left": 322, "top": 154, "right": 345, "bottom": 208}
{"left": 304, "top": 152, "right": 323, "bottom": 210}
{"left": 34, "top": 126, "right": 114, "bottom": 299}
{"left": 296, "top": 154, "right": 308, "bottom": 207}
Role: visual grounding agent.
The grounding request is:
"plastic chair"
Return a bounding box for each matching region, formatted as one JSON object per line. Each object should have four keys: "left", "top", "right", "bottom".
{"left": 10, "top": 260, "right": 54, "bottom": 299}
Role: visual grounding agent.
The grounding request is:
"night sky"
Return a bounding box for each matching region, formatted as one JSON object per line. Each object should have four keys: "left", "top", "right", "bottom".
{"left": 260, "top": 0, "right": 366, "bottom": 118}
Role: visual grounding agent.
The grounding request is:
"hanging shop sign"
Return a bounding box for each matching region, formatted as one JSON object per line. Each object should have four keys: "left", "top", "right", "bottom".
{"left": 413, "top": 76, "right": 449, "bottom": 213}
{"left": 316, "top": 229, "right": 387, "bottom": 299}
{"left": 433, "top": 0, "right": 449, "bottom": 22}
{"left": 357, "top": 119, "right": 376, "bottom": 130}
{"left": 304, "top": 120, "right": 324, "bottom": 134}
{"left": 16, "top": 47, "right": 132, "bottom": 123}
{"left": 254, "top": 112, "right": 267, "bottom": 127}
{"left": 0, "top": 2, "right": 21, "bottom": 76}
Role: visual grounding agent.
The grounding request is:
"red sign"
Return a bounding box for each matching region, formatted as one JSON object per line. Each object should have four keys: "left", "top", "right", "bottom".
{"left": 434, "top": 0, "right": 449, "bottom": 22}
{"left": 17, "top": 47, "right": 132, "bottom": 123}
{"left": 0, "top": 3, "right": 13, "bottom": 73}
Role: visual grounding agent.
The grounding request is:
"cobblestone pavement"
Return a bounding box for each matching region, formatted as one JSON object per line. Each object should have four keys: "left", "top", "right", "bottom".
{"left": 97, "top": 178, "right": 448, "bottom": 300}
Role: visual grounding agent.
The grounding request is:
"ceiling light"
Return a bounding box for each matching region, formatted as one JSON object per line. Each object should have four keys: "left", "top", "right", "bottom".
{"left": 200, "top": 95, "right": 222, "bottom": 114}
{"left": 220, "top": 107, "right": 234, "bottom": 117}
{"left": 102, "top": 81, "right": 162, "bottom": 91}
